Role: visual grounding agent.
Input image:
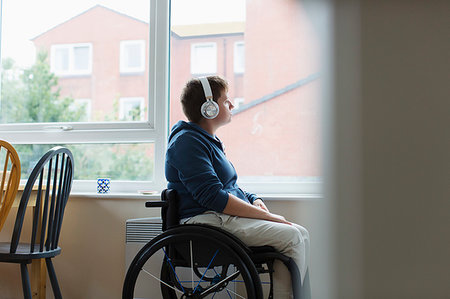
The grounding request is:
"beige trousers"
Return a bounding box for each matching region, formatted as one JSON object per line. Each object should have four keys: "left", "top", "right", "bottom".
{"left": 185, "top": 211, "right": 310, "bottom": 298}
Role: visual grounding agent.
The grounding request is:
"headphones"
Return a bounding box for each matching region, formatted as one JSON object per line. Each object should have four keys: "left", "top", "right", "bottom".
{"left": 199, "top": 77, "right": 219, "bottom": 119}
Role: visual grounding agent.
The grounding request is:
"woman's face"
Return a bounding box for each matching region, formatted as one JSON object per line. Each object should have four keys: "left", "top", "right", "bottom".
{"left": 215, "top": 89, "right": 235, "bottom": 125}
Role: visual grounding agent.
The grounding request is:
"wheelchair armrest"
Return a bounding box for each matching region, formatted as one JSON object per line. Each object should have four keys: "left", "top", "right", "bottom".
{"left": 145, "top": 201, "right": 168, "bottom": 208}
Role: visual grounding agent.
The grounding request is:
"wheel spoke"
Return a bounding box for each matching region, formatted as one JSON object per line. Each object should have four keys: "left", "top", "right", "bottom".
{"left": 141, "top": 268, "right": 184, "bottom": 295}
{"left": 193, "top": 249, "right": 220, "bottom": 293}
{"left": 199, "top": 270, "right": 241, "bottom": 298}
{"left": 222, "top": 286, "right": 247, "bottom": 299}
{"left": 162, "top": 247, "right": 186, "bottom": 293}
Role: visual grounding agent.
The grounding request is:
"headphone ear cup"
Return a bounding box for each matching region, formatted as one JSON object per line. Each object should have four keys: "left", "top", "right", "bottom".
{"left": 201, "top": 99, "right": 219, "bottom": 119}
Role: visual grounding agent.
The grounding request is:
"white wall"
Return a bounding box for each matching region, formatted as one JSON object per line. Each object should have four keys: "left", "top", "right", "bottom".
{"left": 0, "top": 196, "right": 321, "bottom": 298}
{"left": 1, "top": 1, "right": 448, "bottom": 298}
{"left": 331, "top": 0, "right": 450, "bottom": 298}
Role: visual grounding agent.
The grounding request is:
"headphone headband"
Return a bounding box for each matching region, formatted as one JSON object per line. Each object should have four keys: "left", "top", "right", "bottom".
{"left": 199, "top": 77, "right": 213, "bottom": 100}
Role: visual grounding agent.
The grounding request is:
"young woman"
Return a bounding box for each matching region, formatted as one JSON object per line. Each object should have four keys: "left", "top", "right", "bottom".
{"left": 165, "top": 76, "right": 311, "bottom": 298}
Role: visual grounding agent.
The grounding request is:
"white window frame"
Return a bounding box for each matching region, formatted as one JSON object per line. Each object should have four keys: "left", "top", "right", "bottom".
{"left": 0, "top": 0, "right": 170, "bottom": 193}
{"left": 1, "top": 0, "right": 321, "bottom": 197}
{"left": 233, "top": 41, "right": 245, "bottom": 74}
{"left": 50, "top": 43, "right": 93, "bottom": 76}
{"left": 119, "top": 97, "right": 145, "bottom": 121}
{"left": 120, "top": 40, "right": 146, "bottom": 74}
{"left": 190, "top": 42, "right": 217, "bottom": 74}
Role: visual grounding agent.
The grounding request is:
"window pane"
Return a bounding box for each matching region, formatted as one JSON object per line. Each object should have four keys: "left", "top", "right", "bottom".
{"left": 125, "top": 44, "right": 142, "bottom": 68}
{"left": 14, "top": 143, "right": 154, "bottom": 181}
{"left": 1, "top": 1, "right": 150, "bottom": 124}
{"left": 73, "top": 46, "right": 90, "bottom": 71}
{"left": 119, "top": 97, "right": 144, "bottom": 121}
{"left": 191, "top": 43, "right": 217, "bottom": 74}
{"left": 234, "top": 42, "right": 245, "bottom": 73}
{"left": 170, "top": 0, "right": 322, "bottom": 187}
{"left": 54, "top": 48, "right": 69, "bottom": 72}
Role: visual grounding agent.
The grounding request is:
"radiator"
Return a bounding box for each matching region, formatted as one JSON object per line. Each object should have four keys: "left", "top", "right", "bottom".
{"left": 125, "top": 217, "right": 237, "bottom": 298}
{"left": 125, "top": 217, "right": 163, "bottom": 298}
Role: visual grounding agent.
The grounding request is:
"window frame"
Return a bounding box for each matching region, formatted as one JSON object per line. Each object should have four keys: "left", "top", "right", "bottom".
{"left": 1, "top": 0, "right": 322, "bottom": 197}
{"left": 120, "top": 40, "right": 146, "bottom": 74}
{"left": 0, "top": 0, "right": 170, "bottom": 193}
{"left": 50, "top": 43, "right": 93, "bottom": 76}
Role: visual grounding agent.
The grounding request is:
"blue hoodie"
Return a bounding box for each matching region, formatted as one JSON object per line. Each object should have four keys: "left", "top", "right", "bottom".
{"left": 165, "top": 121, "right": 258, "bottom": 219}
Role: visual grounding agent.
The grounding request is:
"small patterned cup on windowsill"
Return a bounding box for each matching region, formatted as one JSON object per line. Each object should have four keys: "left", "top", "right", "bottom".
{"left": 97, "top": 178, "right": 111, "bottom": 193}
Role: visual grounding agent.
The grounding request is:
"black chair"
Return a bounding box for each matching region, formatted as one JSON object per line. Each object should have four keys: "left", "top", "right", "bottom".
{"left": 0, "top": 147, "right": 74, "bottom": 299}
{"left": 123, "top": 189, "right": 304, "bottom": 299}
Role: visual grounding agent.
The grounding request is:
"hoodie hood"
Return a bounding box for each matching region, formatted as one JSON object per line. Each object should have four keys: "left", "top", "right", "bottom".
{"left": 168, "top": 121, "right": 220, "bottom": 146}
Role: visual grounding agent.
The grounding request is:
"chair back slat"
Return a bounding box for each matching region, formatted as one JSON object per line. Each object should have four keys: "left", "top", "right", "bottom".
{"left": 51, "top": 154, "right": 66, "bottom": 249}
{"left": 30, "top": 171, "right": 44, "bottom": 253}
{"left": 54, "top": 160, "right": 72, "bottom": 247}
{"left": 9, "top": 147, "right": 74, "bottom": 254}
{"left": 0, "top": 141, "right": 21, "bottom": 232}
{"left": 45, "top": 156, "right": 58, "bottom": 251}
{"left": 39, "top": 161, "right": 52, "bottom": 252}
{"left": 0, "top": 152, "right": 10, "bottom": 203}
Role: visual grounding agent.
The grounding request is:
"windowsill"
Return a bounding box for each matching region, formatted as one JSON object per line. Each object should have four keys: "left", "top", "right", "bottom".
{"left": 69, "top": 191, "right": 321, "bottom": 201}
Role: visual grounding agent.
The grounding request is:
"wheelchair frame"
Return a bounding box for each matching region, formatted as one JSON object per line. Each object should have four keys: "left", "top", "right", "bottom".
{"left": 122, "top": 189, "right": 303, "bottom": 299}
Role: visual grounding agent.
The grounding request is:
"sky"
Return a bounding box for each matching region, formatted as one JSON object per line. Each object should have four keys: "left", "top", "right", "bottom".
{"left": 0, "top": 0, "right": 245, "bottom": 67}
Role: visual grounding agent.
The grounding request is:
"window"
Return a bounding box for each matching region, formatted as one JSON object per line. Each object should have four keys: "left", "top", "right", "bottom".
{"left": 120, "top": 40, "right": 145, "bottom": 74}
{"left": 119, "top": 97, "right": 145, "bottom": 121}
{"left": 0, "top": 1, "right": 169, "bottom": 193}
{"left": 51, "top": 43, "right": 92, "bottom": 76}
{"left": 234, "top": 41, "right": 245, "bottom": 74}
{"left": 233, "top": 97, "right": 245, "bottom": 110}
{"left": 190, "top": 42, "right": 217, "bottom": 75}
{"left": 171, "top": 0, "right": 322, "bottom": 194}
{"left": 70, "top": 99, "right": 92, "bottom": 121}
{"left": 1, "top": 0, "right": 322, "bottom": 195}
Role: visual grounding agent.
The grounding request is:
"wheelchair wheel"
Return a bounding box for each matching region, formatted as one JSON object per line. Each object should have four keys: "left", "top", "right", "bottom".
{"left": 123, "top": 226, "right": 263, "bottom": 299}
{"left": 123, "top": 229, "right": 260, "bottom": 299}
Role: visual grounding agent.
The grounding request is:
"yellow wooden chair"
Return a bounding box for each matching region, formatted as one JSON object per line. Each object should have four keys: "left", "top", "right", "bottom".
{"left": 0, "top": 140, "right": 21, "bottom": 232}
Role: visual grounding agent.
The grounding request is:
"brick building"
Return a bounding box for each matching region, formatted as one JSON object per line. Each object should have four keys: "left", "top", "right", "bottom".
{"left": 32, "top": 1, "right": 321, "bottom": 178}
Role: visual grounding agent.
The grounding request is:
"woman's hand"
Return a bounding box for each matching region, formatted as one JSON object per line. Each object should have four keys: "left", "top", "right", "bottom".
{"left": 253, "top": 198, "right": 269, "bottom": 212}
{"left": 224, "top": 194, "right": 292, "bottom": 225}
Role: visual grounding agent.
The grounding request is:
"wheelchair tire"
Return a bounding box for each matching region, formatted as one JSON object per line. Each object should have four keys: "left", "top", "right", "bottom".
{"left": 123, "top": 226, "right": 263, "bottom": 299}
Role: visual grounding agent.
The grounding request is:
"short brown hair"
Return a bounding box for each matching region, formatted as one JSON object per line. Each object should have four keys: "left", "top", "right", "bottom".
{"left": 180, "top": 76, "right": 228, "bottom": 123}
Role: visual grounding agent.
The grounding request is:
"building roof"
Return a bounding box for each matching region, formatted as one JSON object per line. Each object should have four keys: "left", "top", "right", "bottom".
{"left": 31, "top": 5, "right": 148, "bottom": 41}
{"left": 171, "top": 22, "right": 245, "bottom": 38}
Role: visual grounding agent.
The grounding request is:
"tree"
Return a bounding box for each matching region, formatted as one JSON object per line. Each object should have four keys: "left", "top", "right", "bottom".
{"left": 1, "top": 52, "right": 154, "bottom": 182}
{"left": 1, "top": 51, "right": 85, "bottom": 123}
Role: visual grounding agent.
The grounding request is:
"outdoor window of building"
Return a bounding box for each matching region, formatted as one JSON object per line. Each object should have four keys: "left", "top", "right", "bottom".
{"left": 71, "top": 99, "right": 92, "bottom": 122}
{"left": 119, "top": 97, "right": 145, "bottom": 121}
{"left": 233, "top": 97, "right": 245, "bottom": 110}
{"left": 120, "top": 40, "right": 145, "bottom": 74}
{"left": 50, "top": 43, "right": 92, "bottom": 76}
{"left": 190, "top": 42, "right": 217, "bottom": 75}
{"left": 234, "top": 41, "right": 245, "bottom": 74}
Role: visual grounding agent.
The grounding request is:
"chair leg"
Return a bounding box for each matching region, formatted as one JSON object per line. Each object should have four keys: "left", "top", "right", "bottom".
{"left": 45, "top": 258, "right": 62, "bottom": 299}
{"left": 20, "top": 263, "right": 32, "bottom": 299}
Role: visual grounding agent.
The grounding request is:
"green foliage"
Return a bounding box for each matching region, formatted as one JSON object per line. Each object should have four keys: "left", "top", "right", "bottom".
{"left": 1, "top": 51, "right": 85, "bottom": 123}
{"left": 1, "top": 52, "right": 154, "bottom": 182}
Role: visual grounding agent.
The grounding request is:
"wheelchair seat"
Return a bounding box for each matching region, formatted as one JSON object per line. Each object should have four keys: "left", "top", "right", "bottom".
{"left": 123, "top": 189, "right": 303, "bottom": 299}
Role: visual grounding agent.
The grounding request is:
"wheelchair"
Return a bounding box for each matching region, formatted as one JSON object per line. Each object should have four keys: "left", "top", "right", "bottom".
{"left": 123, "top": 189, "right": 305, "bottom": 299}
